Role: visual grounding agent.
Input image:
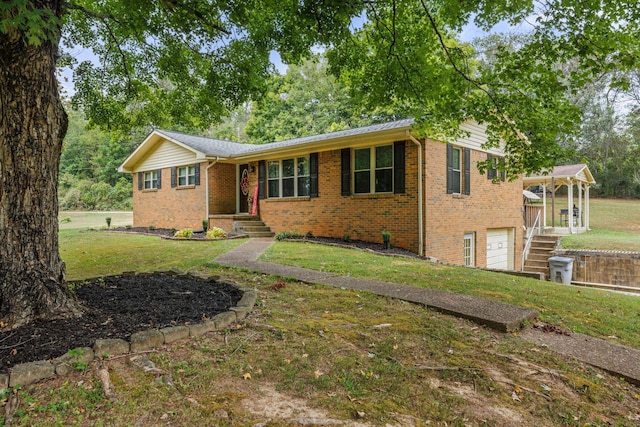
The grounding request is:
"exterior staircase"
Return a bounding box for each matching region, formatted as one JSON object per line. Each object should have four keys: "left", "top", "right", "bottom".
{"left": 233, "top": 218, "right": 275, "bottom": 238}
{"left": 523, "top": 235, "right": 560, "bottom": 280}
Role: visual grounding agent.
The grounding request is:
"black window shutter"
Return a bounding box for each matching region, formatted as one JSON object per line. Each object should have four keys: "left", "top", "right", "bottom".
{"left": 156, "top": 169, "right": 162, "bottom": 189}
{"left": 393, "top": 141, "right": 406, "bottom": 194}
{"left": 194, "top": 163, "right": 200, "bottom": 186}
{"left": 487, "top": 154, "right": 496, "bottom": 180}
{"left": 258, "top": 160, "right": 266, "bottom": 199}
{"left": 464, "top": 148, "right": 471, "bottom": 195}
{"left": 341, "top": 148, "right": 351, "bottom": 196}
{"left": 446, "top": 144, "right": 454, "bottom": 194}
{"left": 171, "top": 167, "right": 176, "bottom": 187}
{"left": 309, "top": 152, "right": 319, "bottom": 198}
{"left": 138, "top": 172, "right": 143, "bottom": 190}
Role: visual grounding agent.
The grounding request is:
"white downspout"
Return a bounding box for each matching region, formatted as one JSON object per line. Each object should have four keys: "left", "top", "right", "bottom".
{"left": 205, "top": 157, "right": 219, "bottom": 219}
{"left": 408, "top": 132, "right": 424, "bottom": 256}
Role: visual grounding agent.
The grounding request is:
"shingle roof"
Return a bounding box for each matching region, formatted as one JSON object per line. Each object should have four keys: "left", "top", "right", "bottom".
{"left": 155, "top": 118, "right": 415, "bottom": 157}
{"left": 239, "top": 118, "right": 415, "bottom": 154}
{"left": 155, "top": 129, "right": 248, "bottom": 157}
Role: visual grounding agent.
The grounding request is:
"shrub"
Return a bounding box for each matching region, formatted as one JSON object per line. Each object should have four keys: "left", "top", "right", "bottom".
{"left": 382, "top": 230, "right": 392, "bottom": 249}
{"left": 342, "top": 233, "right": 351, "bottom": 242}
{"left": 105, "top": 217, "right": 112, "bottom": 229}
{"left": 275, "top": 231, "right": 302, "bottom": 241}
{"left": 174, "top": 228, "right": 194, "bottom": 238}
{"left": 206, "top": 227, "right": 228, "bottom": 239}
{"left": 202, "top": 219, "right": 209, "bottom": 232}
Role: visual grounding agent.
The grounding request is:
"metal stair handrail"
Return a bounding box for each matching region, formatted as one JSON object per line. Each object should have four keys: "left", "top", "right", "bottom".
{"left": 522, "top": 210, "right": 542, "bottom": 270}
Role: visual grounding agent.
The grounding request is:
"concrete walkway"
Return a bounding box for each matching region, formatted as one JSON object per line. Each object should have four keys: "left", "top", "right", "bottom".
{"left": 213, "top": 238, "right": 640, "bottom": 385}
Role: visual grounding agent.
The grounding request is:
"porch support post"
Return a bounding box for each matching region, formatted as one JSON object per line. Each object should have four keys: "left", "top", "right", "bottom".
{"left": 585, "top": 185, "right": 590, "bottom": 230}
{"left": 542, "top": 183, "right": 547, "bottom": 230}
{"left": 551, "top": 177, "right": 556, "bottom": 228}
{"left": 578, "top": 181, "right": 583, "bottom": 228}
{"left": 568, "top": 180, "right": 574, "bottom": 234}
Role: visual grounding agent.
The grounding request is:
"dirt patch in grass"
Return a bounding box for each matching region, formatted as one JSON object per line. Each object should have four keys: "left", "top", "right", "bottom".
{"left": 0, "top": 273, "right": 242, "bottom": 373}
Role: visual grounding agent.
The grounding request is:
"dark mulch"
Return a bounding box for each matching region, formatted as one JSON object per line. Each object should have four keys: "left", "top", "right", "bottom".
{"left": 0, "top": 273, "right": 242, "bottom": 374}
{"left": 286, "top": 236, "right": 428, "bottom": 259}
{"left": 105, "top": 227, "right": 243, "bottom": 239}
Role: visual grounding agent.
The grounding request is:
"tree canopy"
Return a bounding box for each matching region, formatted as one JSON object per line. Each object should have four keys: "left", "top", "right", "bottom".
{"left": 1, "top": 0, "right": 639, "bottom": 328}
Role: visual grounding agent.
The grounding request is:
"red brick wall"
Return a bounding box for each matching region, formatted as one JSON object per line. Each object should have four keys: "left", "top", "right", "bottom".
{"left": 132, "top": 163, "right": 207, "bottom": 230}
{"left": 423, "top": 141, "right": 524, "bottom": 268}
{"left": 242, "top": 140, "right": 523, "bottom": 267}
{"left": 253, "top": 142, "right": 421, "bottom": 253}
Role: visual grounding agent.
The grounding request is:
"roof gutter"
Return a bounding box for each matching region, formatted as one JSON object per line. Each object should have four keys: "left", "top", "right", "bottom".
{"left": 205, "top": 157, "right": 219, "bottom": 219}
{"left": 407, "top": 131, "right": 424, "bottom": 257}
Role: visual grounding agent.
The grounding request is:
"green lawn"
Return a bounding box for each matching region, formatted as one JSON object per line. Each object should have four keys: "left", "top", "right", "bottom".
{"left": 58, "top": 211, "right": 133, "bottom": 230}
{"left": 261, "top": 241, "right": 640, "bottom": 349}
{"left": 534, "top": 197, "right": 640, "bottom": 251}
{"left": 60, "top": 229, "right": 246, "bottom": 280}
{"left": 7, "top": 216, "right": 635, "bottom": 426}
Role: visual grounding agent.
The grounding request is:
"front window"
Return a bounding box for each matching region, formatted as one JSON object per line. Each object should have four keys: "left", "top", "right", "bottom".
{"left": 268, "top": 156, "right": 310, "bottom": 198}
{"left": 451, "top": 147, "right": 461, "bottom": 194}
{"left": 178, "top": 165, "right": 196, "bottom": 186}
{"left": 144, "top": 171, "right": 158, "bottom": 189}
{"left": 354, "top": 145, "right": 393, "bottom": 194}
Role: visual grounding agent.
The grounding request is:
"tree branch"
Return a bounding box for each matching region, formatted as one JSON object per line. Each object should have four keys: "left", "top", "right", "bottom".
{"left": 418, "top": 0, "right": 528, "bottom": 146}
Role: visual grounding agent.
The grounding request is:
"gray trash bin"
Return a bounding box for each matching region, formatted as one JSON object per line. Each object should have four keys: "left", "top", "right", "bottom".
{"left": 548, "top": 256, "right": 574, "bottom": 284}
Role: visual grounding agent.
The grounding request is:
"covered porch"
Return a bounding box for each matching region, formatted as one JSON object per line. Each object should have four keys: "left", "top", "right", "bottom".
{"left": 523, "top": 164, "right": 596, "bottom": 235}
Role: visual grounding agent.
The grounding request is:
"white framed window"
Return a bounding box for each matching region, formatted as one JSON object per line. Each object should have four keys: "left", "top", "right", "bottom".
{"left": 144, "top": 170, "right": 158, "bottom": 189}
{"left": 451, "top": 147, "right": 461, "bottom": 194}
{"left": 463, "top": 233, "right": 475, "bottom": 267}
{"left": 354, "top": 144, "right": 393, "bottom": 194}
{"left": 178, "top": 165, "right": 196, "bottom": 186}
{"left": 267, "top": 156, "right": 310, "bottom": 198}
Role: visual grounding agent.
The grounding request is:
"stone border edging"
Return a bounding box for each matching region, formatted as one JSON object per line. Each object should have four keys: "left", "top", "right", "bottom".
{"left": 0, "top": 271, "right": 256, "bottom": 391}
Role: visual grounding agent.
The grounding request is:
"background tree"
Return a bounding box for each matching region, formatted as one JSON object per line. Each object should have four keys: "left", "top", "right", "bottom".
{"left": 245, "top": 56, "right": 408, "bottom": 143}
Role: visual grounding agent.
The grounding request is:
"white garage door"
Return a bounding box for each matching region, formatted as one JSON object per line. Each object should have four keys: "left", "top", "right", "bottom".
{"left": 486, "top": 229, "right": 513, "bottom": 270}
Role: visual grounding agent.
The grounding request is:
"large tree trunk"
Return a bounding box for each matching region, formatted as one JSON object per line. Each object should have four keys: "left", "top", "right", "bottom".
{"left": 0, "top": 1, "right": 83, "bottom": 329}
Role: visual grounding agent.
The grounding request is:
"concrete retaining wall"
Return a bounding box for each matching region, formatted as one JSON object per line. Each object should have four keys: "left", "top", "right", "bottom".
{"left": 553, "top": 249, "right": 640, "bottom": 288}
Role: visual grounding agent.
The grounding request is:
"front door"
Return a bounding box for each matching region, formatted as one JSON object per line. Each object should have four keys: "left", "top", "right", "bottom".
{"left": 239, "top": 164, "right": 250, "bottom": 213}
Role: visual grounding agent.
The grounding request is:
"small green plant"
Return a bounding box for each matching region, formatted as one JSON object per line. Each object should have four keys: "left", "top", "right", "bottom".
{"left": 148, "top": 225, "right": 156, "bottom": 231}
{"left": 382, "top": 230, "right": 391, "bottom": 249}
{"left": 59, "top": 216, "right": 71, "bottom": 223}
{"left": 305, "top": 231, "right": 314, "bottom": 238}
{"left": 170, "top": 227, "right": 177, "bottom": 235}
{"left": 275, "top": 231, "right": 302, "bottom": 241}
{"left": 206, "top": 227, "right": 227, "bottom": 239}
{"left": 174, "top": 228, "right": 194, "bottom": 238}
{"left": 125, "top": 224, "right": 132, "bottom": 229}
{"left": 202, "top": 219, "right": 209, "bottom": 232}
{"left": 105, "top": 217, "right": 112, "bottom": 229}
{"left": 342, "top": 233, "right": 351, "bottom": 242}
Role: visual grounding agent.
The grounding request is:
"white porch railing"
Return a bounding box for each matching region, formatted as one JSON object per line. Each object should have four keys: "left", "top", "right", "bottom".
{"left": 522, "top": 210, "right": 541, "bottom": 270}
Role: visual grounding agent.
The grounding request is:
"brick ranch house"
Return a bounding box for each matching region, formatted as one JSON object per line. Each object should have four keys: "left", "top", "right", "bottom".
{"left": 118, "top": 119, "right": 524, "bottom": 269}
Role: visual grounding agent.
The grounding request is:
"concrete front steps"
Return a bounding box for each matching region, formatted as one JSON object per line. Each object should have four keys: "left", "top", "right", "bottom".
{"left": 523, "top": 235, "right": 560, "bottom": 279}
{"left": 233, "top": 218, "right": 274, "bottom": 238}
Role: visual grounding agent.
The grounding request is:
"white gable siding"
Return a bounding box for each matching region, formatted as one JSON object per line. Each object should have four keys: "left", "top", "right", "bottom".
{"left": 454, "top": 121, "right": 504, "bottom": 155}
{"left": 576, "top": 169, "right": 587, "bottom": 182}
{"left": 134, "top": 140, "right": 199, "bottom": 172}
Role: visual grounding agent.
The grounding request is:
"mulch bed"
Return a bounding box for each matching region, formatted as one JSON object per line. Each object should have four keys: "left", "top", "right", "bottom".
{"left": 105, "top": 227, "right": 243, "bottom": 239}
{"left": 0, "top": 273, "right": 242, "bottom": 374}
{"left": 286, "top": 236, "right": 429, "bottom": 259}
